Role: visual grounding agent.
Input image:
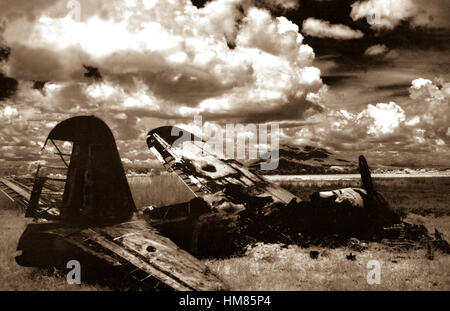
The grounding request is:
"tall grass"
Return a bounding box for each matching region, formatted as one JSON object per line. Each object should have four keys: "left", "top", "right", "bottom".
{"left": 128, "top": 172, "right": 195, "bottom": 209}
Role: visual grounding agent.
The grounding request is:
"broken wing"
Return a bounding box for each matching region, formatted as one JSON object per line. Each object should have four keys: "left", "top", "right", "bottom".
{"left": 17, "top": 219, "right": 226, "bottom": 291}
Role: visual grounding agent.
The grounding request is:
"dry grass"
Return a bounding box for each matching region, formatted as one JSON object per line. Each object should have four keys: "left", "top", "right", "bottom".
{"left": 0, "top": 197, "right": 103, "bottom": 290}
{"left": 1, "top": 174, "right": 449, "bottom": 290}
{"left": 128, "top": 172, "right": 194, "bottom": 209}
{"left": 205, "top": 241, "right": 450, "bottom": 290}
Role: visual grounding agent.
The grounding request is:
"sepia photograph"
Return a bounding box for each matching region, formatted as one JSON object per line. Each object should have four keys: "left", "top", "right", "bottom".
{"left": 0, "top": 0, "right": 449, "bottom": 296}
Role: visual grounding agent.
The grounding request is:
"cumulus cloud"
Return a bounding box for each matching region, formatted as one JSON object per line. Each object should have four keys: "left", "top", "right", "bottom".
{"left": 364, "top": 44, "right": 388, "bottom": 56}
{"left": 2, "top": 0, "right": 322, "bottom": 122}
{"left": 289, "top": 76, "right": 450, "bottom": 166}
{"left": 351, "top": 0, "right": 450, "bottom": 30}
{"left": 302, "top": 18, "right": 364, "bottom": 40}
{"left": 0, "top": 104, "right": 37, "bottom": 162}
{"left": 360, "top": 102, "right": 405, "bottom": 135}
{"left": 323, "top": 101, "right": 406, "bottom": 140}
{"left": 407, "top": 78, "right": 450, "bottom": 144}
{"left": 0, "top": 0, "right": 326, "bottom": 166}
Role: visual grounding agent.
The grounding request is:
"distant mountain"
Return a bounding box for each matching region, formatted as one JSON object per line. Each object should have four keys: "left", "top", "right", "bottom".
{"left": 248, "top": 145, "right": 358, "bottom": 175}
{"left": 248, "top": 145, "right": 450, "bottom": 175}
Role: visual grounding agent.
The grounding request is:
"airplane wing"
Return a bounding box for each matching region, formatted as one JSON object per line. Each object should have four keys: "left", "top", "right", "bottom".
{"left": 0, "top": 178, "right": 31, "bottom": 210}
{"left": 0, "top": 176, "right": 62, "bottom": 214}
{"left": 17, "top": 219, "right": 226, "bottom": 291}
{"left": 147, "top": 126, "right": 299, "bottom": 205}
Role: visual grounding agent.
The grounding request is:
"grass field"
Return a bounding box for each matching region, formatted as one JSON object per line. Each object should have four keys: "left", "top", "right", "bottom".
{"left": 205, "top": 240, "right": 450, "bottom": 290}
{"left": 0, "top": 174, "right": 449, "bottom": 290}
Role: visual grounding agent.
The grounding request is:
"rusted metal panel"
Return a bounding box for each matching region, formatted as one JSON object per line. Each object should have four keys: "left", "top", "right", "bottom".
{"left": 21, "top": 220, "right": 227, "bottom": 291}
{"left": 97, "top": 220, "right": 226, "bottom": 290}
{"left": 0, "top": 178, "right": 31, "bottom": 202}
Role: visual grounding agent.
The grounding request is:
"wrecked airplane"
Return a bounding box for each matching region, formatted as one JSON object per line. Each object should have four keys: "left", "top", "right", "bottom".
{"left": 9, "top": 116, "right": 449, "bottom": 290}
{"left": 15, "top": 116, "right": 227, "bottom": 291}
{"left": 145, "top": 126, "right": 449, "bottom": 256}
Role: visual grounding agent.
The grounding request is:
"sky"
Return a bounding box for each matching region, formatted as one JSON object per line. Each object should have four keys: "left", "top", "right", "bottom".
{"left": 0, "top": 0, "right": 449, "bottom": 170}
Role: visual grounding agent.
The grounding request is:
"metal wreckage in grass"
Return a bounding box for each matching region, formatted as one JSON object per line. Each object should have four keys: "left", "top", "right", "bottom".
{"left": 2, "top": 116, "right": 449, "bottom": 290}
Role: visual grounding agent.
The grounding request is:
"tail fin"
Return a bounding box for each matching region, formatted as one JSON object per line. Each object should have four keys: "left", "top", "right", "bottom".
{"left": 358, "top": 155, "right": 373, "bottom": 194}
{"left": 30, "top": 116, "right": 136, "bottom": 224}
